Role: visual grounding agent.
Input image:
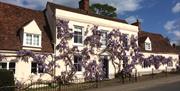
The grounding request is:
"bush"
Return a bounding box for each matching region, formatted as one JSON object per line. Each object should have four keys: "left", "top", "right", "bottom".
{"left": 0, "top": 69, "right": 15, "bottom": 91}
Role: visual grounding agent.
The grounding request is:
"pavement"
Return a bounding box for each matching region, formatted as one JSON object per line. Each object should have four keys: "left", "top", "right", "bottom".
{"left": 86, "top": 75, "right": 180, "bottom": 91}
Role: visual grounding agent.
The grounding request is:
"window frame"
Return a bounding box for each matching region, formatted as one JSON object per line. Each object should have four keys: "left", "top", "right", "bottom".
{"left": 23, "top": 33, "right": 41, "bottom": 47}
{"left": 73, "top": 25, "right": 84, "bottom": 46}
{"left": 31, "top": 62, "right": 45, "bottom": 74}
{"left": 100, "top": 30, "right": 108, "bottom": 47}
{"left": 0, "top": 62, "right": 7, "bottom": 70}
{"left": 145, "top": 42, "right": 152, "bottom": 51}
{"left": 122, "top": 33, "right": 129, "bottom": 48}
{"left": 74, "top": 55, "right": 82, "bottom": 72}
{"left": 9, "top": 62, "right": 16, "bottom": 73}
{"left": 0, "top": 62, "right": 16, "bottom": 74}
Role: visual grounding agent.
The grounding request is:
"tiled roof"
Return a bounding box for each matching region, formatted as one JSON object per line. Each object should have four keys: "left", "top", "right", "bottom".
{"left": 175, "top": 46, "right": 180, "bottom": 54}
{"left": 0, "top": 2, "right": 53, "bottom": 52}
{"left": 138, "top": 31, "right": 178, "bottom": 54}
{"left": 47, "top": 2, "right": 128, "bottom": 24}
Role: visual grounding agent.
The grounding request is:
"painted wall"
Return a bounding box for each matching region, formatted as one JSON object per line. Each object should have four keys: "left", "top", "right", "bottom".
{"left": 0, "top": 52, "right": 53, "bottom": 84}
{"left": 54, "top": 8, "right": 139, "bottom": 79}
{"left": 135, "top": 52, "right": 179, "bottom": 76}
{"left": 1, "top": 6, "right": 179, "bottom": 84}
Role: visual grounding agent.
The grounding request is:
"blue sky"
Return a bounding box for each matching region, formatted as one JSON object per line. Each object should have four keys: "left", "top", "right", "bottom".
{"left": 0, "top": 0, "right": 180, "bottom": 44}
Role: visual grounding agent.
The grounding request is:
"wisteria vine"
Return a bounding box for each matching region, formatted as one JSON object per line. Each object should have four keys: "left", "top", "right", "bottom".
{"left": 0, "top": 19, "right": 175, "bottom": 86}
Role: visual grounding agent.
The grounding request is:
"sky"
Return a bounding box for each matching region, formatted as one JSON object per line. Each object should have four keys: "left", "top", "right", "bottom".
{"left": 0, "top": 0, "right": 180, "bottom": 44}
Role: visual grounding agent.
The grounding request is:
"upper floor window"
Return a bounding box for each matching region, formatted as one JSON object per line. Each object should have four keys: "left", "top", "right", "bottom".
{"left": 31, "top": 62, "right": 44, "bottom": 74}
{"left": 145, "top": 42, "right": 152, "bottom": 51}
{"left": 122, "top": 33, "right": 128, "bottom": 47}
{"left": 23, "top": 33, "right": 41, "bottom": 47}
{"left": 101, "top": 30, "right": 107, "bottom": 46}
{"left": 74, "top": 55, "right": 82, "bottom": 71}
{"left": 73, "top": 25, "right": 83, "bottom": 44}
{"left": 0, "top": 62, "right": 16, "bottom": 73}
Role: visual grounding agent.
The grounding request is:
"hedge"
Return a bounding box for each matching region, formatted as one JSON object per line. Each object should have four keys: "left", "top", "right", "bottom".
{"left": 0, "top": 69, "right": 15, "bottom": 91}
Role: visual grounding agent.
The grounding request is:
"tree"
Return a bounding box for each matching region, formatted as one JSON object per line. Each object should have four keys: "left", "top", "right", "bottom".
{"left": 90, "top": 3, "right": 117, "bottom": 18}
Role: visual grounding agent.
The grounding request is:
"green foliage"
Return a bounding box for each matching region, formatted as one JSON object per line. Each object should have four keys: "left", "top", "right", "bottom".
{"left": 0, "top": 69, "right": 15, "bottom": 91}
{"left": 90, "top": 3, "right": 117, "bottom": 17}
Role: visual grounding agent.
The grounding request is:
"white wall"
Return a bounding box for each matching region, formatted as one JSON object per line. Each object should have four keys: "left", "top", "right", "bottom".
{"left": 135, "top": 52, "right": 179, "bottom": 76}
{"left": 0, "top": 52, "right": 53, "bottom": 84}
{"left": 54, "top": 8, "right": 139, "bottom": 79}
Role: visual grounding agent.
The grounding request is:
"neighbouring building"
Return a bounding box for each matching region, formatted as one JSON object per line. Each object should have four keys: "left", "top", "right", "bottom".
{"left": 137, "top": 30, "right": 179, "bottom": 75}
{"left": 0, "top": 2, "right": 54, "bottom": 83}
{"left": 0, "top": 0, "right": 179, "bottom": 83}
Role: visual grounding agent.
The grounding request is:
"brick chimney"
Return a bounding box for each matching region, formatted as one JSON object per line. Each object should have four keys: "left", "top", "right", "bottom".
{"left": 79, "top": 0, "right": 89, "bottom": 11}
{"left": 172, "top": 43, "right": 176, "bottom": 48}
{"left": 131, "top": 19, "right": 142, "bottom": 31}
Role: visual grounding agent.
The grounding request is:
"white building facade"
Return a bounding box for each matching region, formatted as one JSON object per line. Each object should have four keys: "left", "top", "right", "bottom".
{"left": 0, "top": 0, "right": 179, "bottom": 83}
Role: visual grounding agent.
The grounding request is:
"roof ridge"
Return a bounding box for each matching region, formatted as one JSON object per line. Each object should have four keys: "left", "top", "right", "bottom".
{"left": 140, "top": 31, "right": 162, "bottom": 36}
{"left": 47, "top": 2, "right": 128, "bottom": 24}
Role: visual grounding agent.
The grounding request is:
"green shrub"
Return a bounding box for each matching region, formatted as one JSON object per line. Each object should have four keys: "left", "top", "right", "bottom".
{"left": 0, "top": 69, "right": 15, "bottom": 91}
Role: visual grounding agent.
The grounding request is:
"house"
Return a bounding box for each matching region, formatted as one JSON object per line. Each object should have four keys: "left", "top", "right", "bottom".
{"left": 0, "top": 2, "right": 54, "bottom": 83}
{"left": 0, "top": 0, "right": 179, "bottom": 83}
{"left": 173, "top": 45, "right": 180, "bottom": 66}
{"left": 137, "top": 30, "right": 179, "bottom": 75}
{"left": 45, "top": 0, "right": 139, "bottom": 80}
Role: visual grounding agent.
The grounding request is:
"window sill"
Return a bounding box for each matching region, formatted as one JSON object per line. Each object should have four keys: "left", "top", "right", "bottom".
{"left": 23, "top": 44, "right": 42, "bottom": 48}
{"left": 31, "top": 73, "right": 45, "bottom": 75}
{"left": 101, "top": 45, "right": 106, "bottom": 48}
{"left": 145, "top": 49, "right": 152, "bottom": 51}
{"left": 73, "top": 43, "right": 83, "bottom": 47}
{"left": 22, "top": 46, "right": 42, "bottom": 51}
{"left": 75, "top": 71, "right": 83, "bottom": 75}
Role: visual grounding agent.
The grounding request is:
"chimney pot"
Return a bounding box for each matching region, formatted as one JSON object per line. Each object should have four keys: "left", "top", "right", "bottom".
{"left": 79, "top": 0, "right": 89, "bottom": 11}
{"left": 172, "top": 43, "right": 176, "bottom": 48}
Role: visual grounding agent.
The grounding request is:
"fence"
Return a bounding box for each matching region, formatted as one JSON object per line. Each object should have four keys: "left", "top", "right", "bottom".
{"left": 0, "top": 70, "right": 180, "bottom": 91}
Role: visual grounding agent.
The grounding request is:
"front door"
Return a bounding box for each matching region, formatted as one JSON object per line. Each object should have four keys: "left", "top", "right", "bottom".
{"left": 102, "top": 56, "right": 109, "bottom": 78}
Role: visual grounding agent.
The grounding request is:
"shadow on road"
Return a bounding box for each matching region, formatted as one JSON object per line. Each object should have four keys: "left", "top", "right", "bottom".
{"left": 136, "top": 81, "right": 180, "bottom": 91}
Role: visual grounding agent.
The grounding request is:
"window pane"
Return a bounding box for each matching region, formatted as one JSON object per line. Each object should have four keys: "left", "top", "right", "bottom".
{"left": 0, "top": 63, "right": 7, "bottom": 69}
{"left": 9, "top": 62, "right": 15, "bottom": 73}
{"left": 74, "top": 26, "right": 83, "bottom": 44}
{"left": 78, "top": 35, "right": 82, "bottom": 43}
{"left": 122, "top": 34, "right": 128, "bottom": 47}
{"left": 38, "top": 63, "right": 44, "bottom": 73}
{"left": 101, "top": 31, "right": 107, "bottom": 45}
{"left": 145, "top": 43, "right": 151, "bottom": 50}
{"left": 74, "top": 35, "right": 78, "bottom": 43}
{"left": 74, "top": 56, "right": 82, "bottom": 71}
{"left": 31, "top": 62, "right": 37, "bottom": 73}
{"left": 26, "top": 34, "right": 32, "bottom": 45}
{"left": 33, "top": 35, "right": 39, "bottom": 46}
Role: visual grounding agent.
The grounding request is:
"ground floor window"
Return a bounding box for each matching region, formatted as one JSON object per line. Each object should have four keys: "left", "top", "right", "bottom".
{"left": 74, "top": 55, "right": 82, "bottom": 71}
{"left": 0, "top": 62, "right": 16, "bottom": 73}
{"left": 31, "top": 62, "right": 45, "bottom": 74}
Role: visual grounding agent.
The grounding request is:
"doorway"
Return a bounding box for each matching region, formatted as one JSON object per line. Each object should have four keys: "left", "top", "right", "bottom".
{"left": 102, "top": 56, "right": 109, "bottom": 78}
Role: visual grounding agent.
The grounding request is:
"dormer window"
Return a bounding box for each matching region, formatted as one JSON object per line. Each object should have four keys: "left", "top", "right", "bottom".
{"left": 144, "top": 37, "right": 152, "bottom": 51}
{"left": 145, "top": 42, "right": 152, "bottom": 51}
{"left": 24, "top": 33, "right": 41, "bottom": 47}
{"left": 22, "top": 20, "right": 42, "bottom": 48}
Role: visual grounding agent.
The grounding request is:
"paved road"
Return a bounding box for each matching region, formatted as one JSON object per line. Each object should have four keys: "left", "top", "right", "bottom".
{"left": 136, "top": 81, "right": 180, "bottom": 91}
{"left": 86, "top": 75, "right": 180, "bottom": 91}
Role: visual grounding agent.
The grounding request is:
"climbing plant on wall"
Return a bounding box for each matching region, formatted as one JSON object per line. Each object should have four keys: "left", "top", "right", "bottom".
{"left": 140, "top": 55, "right": 173, "bottom": 69}
{"left": 0, "top": 19, "right": 175, "bottom": 87}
